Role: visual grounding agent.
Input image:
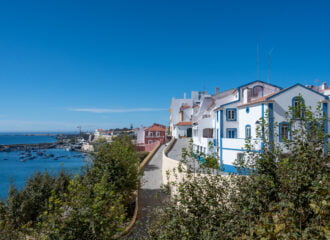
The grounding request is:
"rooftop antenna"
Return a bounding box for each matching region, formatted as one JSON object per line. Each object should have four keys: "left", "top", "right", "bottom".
{"left": 256, "top": 42, "right": 260, "bottom": 80}
{"left": 267, "top": 48, "right": 274, "bottom": 83}
{"left": 77, "top": 125, "right": 82, "bottom": 136}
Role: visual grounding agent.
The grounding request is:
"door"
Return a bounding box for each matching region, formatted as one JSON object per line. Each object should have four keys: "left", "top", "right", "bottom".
{"left": 187, "top": 128, "right": 192, "bottom": 137}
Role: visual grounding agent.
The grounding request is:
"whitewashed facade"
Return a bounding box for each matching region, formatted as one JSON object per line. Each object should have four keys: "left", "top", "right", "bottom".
{"left": 170, "top": 80, "right": 329, "bottom": 172}
{"left": 169, "top": 91, "right": 207, "bottom": 138}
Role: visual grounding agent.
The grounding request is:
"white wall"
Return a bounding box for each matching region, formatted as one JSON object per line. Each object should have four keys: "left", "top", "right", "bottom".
{"left": 238, "top": 104, "right": 265, "bottom": 139}
{"left": 272, "top": 85, "right": 326, "bottom": 144}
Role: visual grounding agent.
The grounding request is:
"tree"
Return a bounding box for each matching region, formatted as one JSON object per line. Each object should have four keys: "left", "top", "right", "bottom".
{"left": 0, "top": 136, "right": 140, "bottom": 240}
{"left": 34, "top": 135, "right": 140, "bottom": 239}
{"left": 147, "top": 103, "right": 330, "bottom": 239}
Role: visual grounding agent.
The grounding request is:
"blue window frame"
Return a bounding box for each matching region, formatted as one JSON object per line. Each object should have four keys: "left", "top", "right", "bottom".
{"left": 279, "top": 122, "right": 291, "bottom": 142}
{"left": 246, "top": 107, "right": 250, "bottom": 113}
{"left": 226, "top": 128, "right": 237, "bottom": 138}
{"left": 245, "top": 125, "right": 251, "bottom": 139}
{"left": 226, "top": 108, "right": 237, "bottom": 121}
{"left": 292, "top": 96, "right": 305, "bottom": 119}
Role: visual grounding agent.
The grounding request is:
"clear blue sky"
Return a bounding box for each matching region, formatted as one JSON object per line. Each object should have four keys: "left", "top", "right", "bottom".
{"left": 0, "top": 0, "right": 329, "bottom": 132}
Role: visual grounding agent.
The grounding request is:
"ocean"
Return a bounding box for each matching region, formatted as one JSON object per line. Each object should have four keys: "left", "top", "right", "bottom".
{"left": 0, "top": 135, "right": 57, "bottom": 145}
{"left": 0, "top": 134, "right": 87, "bottom": 200}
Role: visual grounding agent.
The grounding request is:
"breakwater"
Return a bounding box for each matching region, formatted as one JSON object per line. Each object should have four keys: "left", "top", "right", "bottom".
{"left": 0, "top": 142, "right": 58, "bottom": 152}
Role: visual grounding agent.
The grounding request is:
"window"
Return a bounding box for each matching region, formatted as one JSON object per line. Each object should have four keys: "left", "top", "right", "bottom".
{"left": 246, "top": 107, "right": 250, "bottom": 113}
{"left": 226, "top": 128, "right": 237, "bottom": 138}
{"left": 148, "top": 140, "right": 153, "bottom": 144}
{"left": 245, "top": 125, "right": 251, "bottom": 139}
{"left": 203, "top": 128, "right": 213, "bottom": 138}
{"left": 252, "top": 85, "right": 264, "bottom": 97}
{"left": 156, "top": 131, "right": 160, "bottom": 137}
{"left": 226, "top": 108, "right": 237, "bottom": 121}
{"left": 148, "top": 131, "right": 153, "bottom": 137}
{"left": 279, "top": 122, "right": 290, "bottom": 142}
{"left": 292, "top": 96, "right": 305, "bottom": 119}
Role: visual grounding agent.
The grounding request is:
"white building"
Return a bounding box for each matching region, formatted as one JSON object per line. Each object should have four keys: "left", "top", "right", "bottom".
{"left": 94, "top": 129, "right": 113, "bottom": 142}
{"left": 169, "top": 91, "right": 207, "bottom": 138}
{"left": 171, "top": 80, "right": 329, "bottom": 173}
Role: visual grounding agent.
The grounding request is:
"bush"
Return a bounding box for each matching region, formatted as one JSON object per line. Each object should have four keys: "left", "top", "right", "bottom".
{"left": 0, "top": 136, "right": 140, "bottom": 240}
{"left": 147, "top": 104, "right": 330, "bottom": 239}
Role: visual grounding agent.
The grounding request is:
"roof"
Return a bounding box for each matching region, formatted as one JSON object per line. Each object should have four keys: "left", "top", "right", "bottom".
{"left": 175, "top": 121, "right": 192, "bottom": 126}
{"left": 266, "top": 83, "right": 329, "bottom": 100}
{"left": 238, "top": 80, "right": 283, "bottom": 90}
{"left": 238, "top": 83, "right": 329, "bottom": 107}
{"left": 238, "top": 92, "right": 279, "bottom": 107}
{"left": 320, "top": 88, "right": 330, "bottom": 92}
{"left": 180, "top": 105, "right": 191, "bottom": 109}
{"left": 145, "top": 123, "right": 166, "bottom": 131}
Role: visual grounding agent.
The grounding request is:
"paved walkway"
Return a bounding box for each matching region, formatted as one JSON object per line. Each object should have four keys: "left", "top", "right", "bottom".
{"left": 124, "top": 144, "right": 167, "bottom": 239}
{"left": 167, "top": 138, "right": 190, "bottom": 161}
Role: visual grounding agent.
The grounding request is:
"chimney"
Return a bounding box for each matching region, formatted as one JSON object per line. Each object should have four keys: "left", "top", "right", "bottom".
{"left": 183, "top": 92, "right": 187, "bottom": 99}
{"left": 243, "top": 88, "right": 251, "bottom": 104}
{"left": 321, "top": 82, "right": 328, "bottom": 90}
{"left": 215, "top": 87, "right": 220, "bottom": 94}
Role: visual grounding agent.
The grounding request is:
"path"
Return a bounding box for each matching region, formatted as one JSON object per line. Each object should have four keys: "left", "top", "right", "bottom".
{"left": 167, "top": 138, "right": 190, "bottom": 161}
{"left": 124, "top": 144, "right": 166, "bottom": 239}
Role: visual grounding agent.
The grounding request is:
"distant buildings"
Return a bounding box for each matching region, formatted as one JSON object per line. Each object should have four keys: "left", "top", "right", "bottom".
{"left": 94, "top": 129, "right": 113, "bottom": 142}
{"left": 169, "top": 80, "right": 330, "bottom": 172}
{"left": 135, "top": 123, "right": 167, "bottom": 151}
{"left": 144, "top": 123, "right": 167, "bottom": 144}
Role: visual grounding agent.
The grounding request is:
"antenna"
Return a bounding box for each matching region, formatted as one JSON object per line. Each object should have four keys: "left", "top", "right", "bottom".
{"left": 256, "top": 42, "right": 260, "bottom": 80}
{"left": 77, "top": 125, "right": 82, "bottom": 136}
{"left": 267, "top": 48, "right": 274, "bottom": 83}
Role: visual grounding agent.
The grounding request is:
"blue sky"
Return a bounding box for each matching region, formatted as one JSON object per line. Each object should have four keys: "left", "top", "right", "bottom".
{"left": 0, "top": 0, "right": 329, "bottom": 132}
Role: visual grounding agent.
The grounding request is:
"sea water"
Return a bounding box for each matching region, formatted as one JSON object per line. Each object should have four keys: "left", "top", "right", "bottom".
{"left": 0, "top": 135, "right": 86, "bottom": 200}
{"left": 0, "top": 134, "right": 58, "bottom": 145}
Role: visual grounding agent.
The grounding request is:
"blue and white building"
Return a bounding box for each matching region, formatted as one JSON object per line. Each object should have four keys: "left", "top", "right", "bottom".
{"left": 170, "top": 80, "right": 330, "bottom": 172}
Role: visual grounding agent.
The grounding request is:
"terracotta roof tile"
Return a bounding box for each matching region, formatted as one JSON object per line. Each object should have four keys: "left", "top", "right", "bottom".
{"left": 238, "top": 91, "right": 281, "bottom": 107}
{"left": 320, "top": 88, "right": 330, "bottom": 92}
{"left": 180, "top": 105, "right": 191, "bottom": 109}
{"left": 175, "top": 121, "right": 192, "bottom": 126}
{"left": 145, "top": 123, "right": 166, "bottom": 131}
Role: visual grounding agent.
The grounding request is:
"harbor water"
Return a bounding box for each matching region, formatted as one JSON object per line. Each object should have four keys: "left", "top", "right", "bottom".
{"left": 0, "top": 134, "right": 87, "bottom": 200}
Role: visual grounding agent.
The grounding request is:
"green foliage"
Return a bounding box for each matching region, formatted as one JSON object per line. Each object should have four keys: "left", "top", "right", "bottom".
{"left": 200, "top": 141, "right": 219, "bottom": 169}
{"left": 136, "top": 151, "right": 149, "bottom": 162}
{"left": 147, "top": 103, "right": 330, "bottom": 239}
{"left": 0, "top": 135, "right": 140, "bottom": 240}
